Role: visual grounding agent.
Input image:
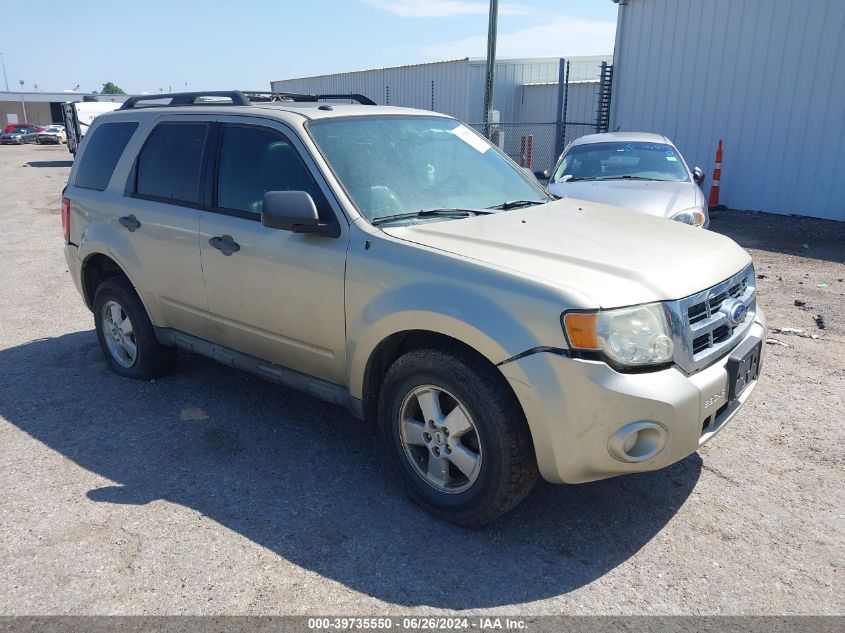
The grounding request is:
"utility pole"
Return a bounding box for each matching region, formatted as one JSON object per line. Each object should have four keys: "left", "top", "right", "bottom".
{"left": 0, "top": 52, "right": 9, "bottom": 91}
{"left": 482, "top": 0, "right": 499, "bottom": 140}
{"left": 19, "top": 80, "right": 27, "bottom": 122}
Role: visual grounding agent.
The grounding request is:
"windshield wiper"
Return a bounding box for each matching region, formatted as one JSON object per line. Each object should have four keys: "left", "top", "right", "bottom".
{"left": 487, "top": 199, "right": 546, "bottom": 210}
{"left": 595, "top": 175, "right": 660, "bottom": 181}
{"left": 371, "top": 208, "right": 490, "bottom": 226}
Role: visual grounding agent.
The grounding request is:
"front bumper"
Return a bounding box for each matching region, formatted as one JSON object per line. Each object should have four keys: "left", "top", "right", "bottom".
{"left": 500, "top": 309, "right": 766, "bottom": 484}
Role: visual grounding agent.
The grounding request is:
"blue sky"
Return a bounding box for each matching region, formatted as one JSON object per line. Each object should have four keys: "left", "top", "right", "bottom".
{"left": 0, "top": 0, "right": 617, "bottom": 94}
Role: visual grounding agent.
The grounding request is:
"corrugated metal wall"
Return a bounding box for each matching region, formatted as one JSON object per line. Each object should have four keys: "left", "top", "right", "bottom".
{"left": 610, "top": 0, "right": 845, "bottom": 221}
{"left": 271, "top": 59, "right": 472, "bottom": 121}
{"left": 514, "top": 82, "right": 603, "bottom": 170}
{"left": 518, "top": 82, "right": 599, "bottom": 124}
{"left": 270, "top": 56, "right": 611, "bottom": 125}
{"left": 467, "top": 58, "right": 561, "bottom": 122}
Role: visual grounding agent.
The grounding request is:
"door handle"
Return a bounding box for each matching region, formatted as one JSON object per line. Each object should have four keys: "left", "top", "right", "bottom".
{"left": 209, "top": 235, "right": 240, "bottom": 256}
{"left": 118, "top": 214, "right": 141, "bottom": 232}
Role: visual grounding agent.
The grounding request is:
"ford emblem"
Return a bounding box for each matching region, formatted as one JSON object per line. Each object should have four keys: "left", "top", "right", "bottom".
{"left": 721, "top": 299, "right": 748, "bottom": 326}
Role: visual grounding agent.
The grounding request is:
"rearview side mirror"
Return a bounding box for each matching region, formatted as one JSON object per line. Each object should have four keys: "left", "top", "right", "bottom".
{"left": 533, "top": 169, "right": 550, "bottom": 181}
{"left": 693, "top": 166, "right": 705, "bottom": 186}
{"left": 261, "top": 191, "right": 330, "bottom": 235}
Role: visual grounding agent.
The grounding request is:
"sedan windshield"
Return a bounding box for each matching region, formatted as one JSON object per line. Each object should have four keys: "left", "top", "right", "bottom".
{"left": 308, "top": 116, "right": 548, "bottom": 223}
{"left": 552, "top": 141, "right": 690, "bottom": 183}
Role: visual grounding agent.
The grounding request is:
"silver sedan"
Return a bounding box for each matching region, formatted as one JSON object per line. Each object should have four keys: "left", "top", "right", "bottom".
{"left": 547, "top": 132, "right": 709, "bottom": 228}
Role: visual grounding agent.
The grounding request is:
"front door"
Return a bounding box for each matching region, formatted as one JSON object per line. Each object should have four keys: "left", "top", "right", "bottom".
{"left": 199, "top": 117, "right": 349, "bottom": 385}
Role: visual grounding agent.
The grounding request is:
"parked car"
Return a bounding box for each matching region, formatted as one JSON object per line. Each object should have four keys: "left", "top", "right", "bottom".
{"left": 547, "top": 132, "right": 709, "bottom": 228}
{"left": 3, "top": 122, "right": 45, "bottom": 134}
{"left": 61, "top": 91, "right": 764, "bottom": 526}
{"left": 0, "top": 125, "right": 41, "bottom": 144}
{"left": 37, "top": 125, "right": 67, "bottom": 144}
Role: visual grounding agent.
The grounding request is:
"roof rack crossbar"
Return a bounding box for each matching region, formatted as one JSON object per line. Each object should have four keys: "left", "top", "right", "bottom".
{"left": 119, "top": 91, "right": 251, "bottom": 110}
{"left": 247, "top": 91, "right": 377, "bottom": 105}
{"left": 118, "top": 90, "right": 377, "bottom": 110}
{"left": 313, "top": 93, "right": 376, "bottom": 105}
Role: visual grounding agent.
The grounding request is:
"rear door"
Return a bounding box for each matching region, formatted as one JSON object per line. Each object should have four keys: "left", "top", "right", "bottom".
{"left": 116, "top": 116, "right": 212, "bottom": 337}
{"left": 198, "top": 117, "right": 349, "bottom": 385}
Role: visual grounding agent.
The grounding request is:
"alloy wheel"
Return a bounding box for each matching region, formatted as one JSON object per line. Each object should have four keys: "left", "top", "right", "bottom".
{"left": 101, "top": 300, "right": 137, "bottom": 368}
{"left": 398, "top": 385, "right": 482, "bottom": 493}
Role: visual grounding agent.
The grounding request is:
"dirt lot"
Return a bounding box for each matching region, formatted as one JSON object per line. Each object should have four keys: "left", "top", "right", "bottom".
{"left": 0, "top": 144, "right": 842, "bottom": 615}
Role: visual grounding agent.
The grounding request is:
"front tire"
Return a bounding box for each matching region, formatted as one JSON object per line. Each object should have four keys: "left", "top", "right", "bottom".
{"left": 378, "top": 347, "right": 538, "bottom": 527}
{"left": 93, "top": 277, "right": 175, "bottom": 380}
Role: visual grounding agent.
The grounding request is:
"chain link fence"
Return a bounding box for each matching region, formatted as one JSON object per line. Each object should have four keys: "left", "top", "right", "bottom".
{"left": 466, "top": 59, "right": 613, "bottom": 175}
{"left": 470, "top": 121, "right": 598, "bottom": 175}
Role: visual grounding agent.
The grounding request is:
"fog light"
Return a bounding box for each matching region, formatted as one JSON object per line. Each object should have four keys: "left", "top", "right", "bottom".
{"left": 608, "top": 421, "right": 668, "bottom": 463}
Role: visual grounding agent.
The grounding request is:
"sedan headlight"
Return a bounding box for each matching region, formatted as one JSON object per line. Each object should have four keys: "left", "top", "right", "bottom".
{"left": 671, "top": 207, "right": 707, "bottom": 227}
{"left": 563, "top": 304, "right": 674, "bottom": 368}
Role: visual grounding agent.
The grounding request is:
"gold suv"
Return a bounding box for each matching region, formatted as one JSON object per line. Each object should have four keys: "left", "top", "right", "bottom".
{"left": 61, "top": 91, "right": 765, "bottom": 525}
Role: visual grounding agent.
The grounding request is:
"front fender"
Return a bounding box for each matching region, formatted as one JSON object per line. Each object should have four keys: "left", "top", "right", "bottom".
{"left": 347, "top": 281, "right": 544, "bottom": 400}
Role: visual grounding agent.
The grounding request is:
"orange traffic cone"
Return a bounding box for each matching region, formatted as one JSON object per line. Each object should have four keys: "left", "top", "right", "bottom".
{"left": 708, "top": 139, "right": 723, "bottom": 209}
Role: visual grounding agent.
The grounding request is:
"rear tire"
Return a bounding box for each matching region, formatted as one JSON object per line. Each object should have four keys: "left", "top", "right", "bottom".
{"left": 378, "top": 347, "right": 538, "bottom": 527}
{"left": 93, "top": 277, "right": 175, "bottom": 380}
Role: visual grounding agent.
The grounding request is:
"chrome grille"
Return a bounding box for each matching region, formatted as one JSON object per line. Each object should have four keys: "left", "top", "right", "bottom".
{"left": 667, "top": 263, "right": 756, "bottom": 373}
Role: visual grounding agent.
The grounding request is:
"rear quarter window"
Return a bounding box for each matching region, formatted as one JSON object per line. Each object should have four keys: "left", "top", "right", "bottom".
{"left": 75, "top": 122, "right": 138, "bottom": 191}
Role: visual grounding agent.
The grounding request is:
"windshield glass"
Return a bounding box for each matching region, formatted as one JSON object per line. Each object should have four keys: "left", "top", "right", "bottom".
{"left": 46, "top": 126, "right": 62, "bottom": 132}
{"left": 308, "top": 116, "right": 547, "bottom": 223}
{"left": 552, "top": 141, "right": 689, "bottom": 183}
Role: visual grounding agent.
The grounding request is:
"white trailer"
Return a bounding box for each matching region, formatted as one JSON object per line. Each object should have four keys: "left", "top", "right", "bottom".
{"left": 62, "top": 100, "right": 122, "bottom": 155}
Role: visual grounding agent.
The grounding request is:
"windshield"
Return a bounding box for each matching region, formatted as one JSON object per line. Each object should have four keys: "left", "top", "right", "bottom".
{"left": 46, "top": 126, "right": 62, "bottom": 132}
{"left": 308, "top": 116, "right": 547, "bottom": 223}
{"left": 552, "top": 141, "right": 690, "bottom": 183}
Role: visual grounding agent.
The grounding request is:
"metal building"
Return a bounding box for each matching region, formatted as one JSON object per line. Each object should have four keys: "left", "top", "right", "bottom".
{"left": 610, "top": 0, "right": 845, "bottom": 221}
{"left": 271, "top": 56, "right": 612, "bottom": 173}
{"left": 0, "top": 91, "right": 129, "bottom": 129}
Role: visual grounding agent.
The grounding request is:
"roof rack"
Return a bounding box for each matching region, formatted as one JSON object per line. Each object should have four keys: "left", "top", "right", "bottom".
{"left": 119, "top": 90, "right": 376, "bottom": 110}
{"left": 119, "top": 91, "right": 251, "bottom": 110}
{"left": 257, "top": 91, "right": 377, "bottom": 105}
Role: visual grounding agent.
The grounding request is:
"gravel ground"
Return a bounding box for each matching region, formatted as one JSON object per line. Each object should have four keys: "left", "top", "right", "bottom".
{"left": 0, "top": 144, "right": 842, "bottom": 615}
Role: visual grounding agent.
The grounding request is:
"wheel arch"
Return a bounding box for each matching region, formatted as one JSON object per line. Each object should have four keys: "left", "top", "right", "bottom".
{"left": 359, "top": 329, "right": 522, "bottom": 426}
{"left": 81, "top": 252, "right": 131, "bottom": 310}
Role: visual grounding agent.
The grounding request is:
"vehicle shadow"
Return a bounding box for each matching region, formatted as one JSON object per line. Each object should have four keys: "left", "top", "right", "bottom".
{"left": 25, "top": 160, "right": 74, "bottom": 168}
{"left": 0, "top": 331, "right": 701, "bottom": 608}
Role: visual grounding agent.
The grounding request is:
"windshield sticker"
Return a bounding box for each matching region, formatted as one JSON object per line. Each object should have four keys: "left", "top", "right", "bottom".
{"left": 666, "top": 156, "right": 678, "bottom": 162}
{"left": 450, "top": 124, "right": 490, "bottom": 154}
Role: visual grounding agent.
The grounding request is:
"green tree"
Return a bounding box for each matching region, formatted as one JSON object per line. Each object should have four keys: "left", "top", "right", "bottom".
{"left": 101, "top": 82, "right": 126, "bottom": 95}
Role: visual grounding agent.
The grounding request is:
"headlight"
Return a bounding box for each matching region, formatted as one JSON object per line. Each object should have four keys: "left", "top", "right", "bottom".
{"left": 671, "top": 207, "right": 707, "bottom": 227}
{"left": 563, "top": 303, "right": 674, "bottom": 368}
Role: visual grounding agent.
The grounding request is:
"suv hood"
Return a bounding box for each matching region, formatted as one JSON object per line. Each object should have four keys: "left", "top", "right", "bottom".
{"left": 381, "top": 198, "right": 750, "bottom": 308}
{"left": 547, "top": 179, "right": 700, "bottom": 218}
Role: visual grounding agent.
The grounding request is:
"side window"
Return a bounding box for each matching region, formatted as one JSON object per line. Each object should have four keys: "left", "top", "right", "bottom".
{"left": 136, "top": 123, "right": 208, "bottom": 205}
{"left": 75, "top": 122, "right": 138, "bottom": 191}
{"left": 216, "top": 125, "right": 331, "bottom": 220}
